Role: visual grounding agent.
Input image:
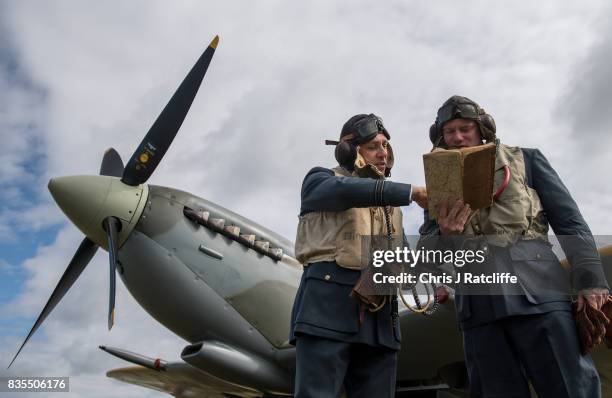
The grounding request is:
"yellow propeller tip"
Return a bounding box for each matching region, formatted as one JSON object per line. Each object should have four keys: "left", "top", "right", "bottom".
{"left": 210, "top": 35, "right": 220, "bottom": 49}
{"left": 108, "top": 309, "right": 115, "bottom": 330}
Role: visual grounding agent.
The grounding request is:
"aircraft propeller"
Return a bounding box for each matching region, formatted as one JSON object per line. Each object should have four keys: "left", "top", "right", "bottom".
{"left": 8, "top": 35, "right": 220, "bottom": 368}
{"left": 121, "top": 36, "right": 219, "bottom": 186}
{"left": 99, "top": 148, "right": 124, "bottom": 177}
{"left": 7, "top": 237, "right": 99, "bottom": 368}
{"left": 102, "top": 216, "right": 120, "bottom": 331}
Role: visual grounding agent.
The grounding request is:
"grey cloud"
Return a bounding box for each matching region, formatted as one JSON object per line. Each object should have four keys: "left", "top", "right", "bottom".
{"left": 557, "top": 6, "right": 612, "bottom": 150}
{"left": 0, "top": 10, "right": 47, "bottom": 185}
{"left": 0, "top": 5, "right": 59, "bottom": 243}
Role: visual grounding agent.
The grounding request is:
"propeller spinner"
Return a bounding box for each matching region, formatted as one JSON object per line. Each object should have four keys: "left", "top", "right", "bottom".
{"left": 8, "top": 35, "right": 220, "bottom": 368}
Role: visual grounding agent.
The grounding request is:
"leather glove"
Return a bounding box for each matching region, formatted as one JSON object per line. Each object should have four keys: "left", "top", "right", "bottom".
{"left": 351, "top": 262, "right": 403, "bottom": 310}
{"left": 602, "top": 297, "right": 612, "bottom": 348}
{"left": 351, "top": 273, "right": 386, "bottom": 310}
{"left": 574, "top": 299, "right": 611, "bottom": 355}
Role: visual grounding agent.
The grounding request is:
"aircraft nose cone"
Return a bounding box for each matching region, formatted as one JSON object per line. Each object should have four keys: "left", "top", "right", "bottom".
{"left": 48, "top": 175, "right": 148, "bottom": 249}
{"left": 48, "top": 175, "right": 112, "bottom": 233}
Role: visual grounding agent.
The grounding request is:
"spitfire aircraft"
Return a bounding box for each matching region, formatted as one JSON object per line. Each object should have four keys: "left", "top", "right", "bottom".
{"left": 8, "top": 35, "right": 612, "bottom": 397}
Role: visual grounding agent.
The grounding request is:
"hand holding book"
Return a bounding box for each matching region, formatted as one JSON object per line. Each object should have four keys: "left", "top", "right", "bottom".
{"left": 423, "top": 143, "right": 496, "bottom": 220}
{"left": 436, "top": 199, "right": 471, "bottom": 235}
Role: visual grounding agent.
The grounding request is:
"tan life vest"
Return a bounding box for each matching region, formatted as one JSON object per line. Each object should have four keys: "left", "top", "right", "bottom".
{"left": 295, "top": 155, "right": 404, "bottom": 270}
{"left": 463, "top": 143, "right": 548, "bottom": 246}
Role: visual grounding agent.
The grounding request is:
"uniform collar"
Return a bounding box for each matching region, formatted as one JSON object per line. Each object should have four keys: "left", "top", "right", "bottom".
{"left": 354, "top": 152, "right": 386, "bottom": 179}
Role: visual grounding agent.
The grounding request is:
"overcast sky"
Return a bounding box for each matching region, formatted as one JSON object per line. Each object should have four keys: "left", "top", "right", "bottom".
{"left": 1, "top": 1, "right": 612, "bottom": 397}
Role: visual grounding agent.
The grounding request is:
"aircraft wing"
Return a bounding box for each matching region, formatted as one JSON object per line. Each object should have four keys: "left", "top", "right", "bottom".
{"left": 107, "top": 362, "right": 261, "bottom": 398}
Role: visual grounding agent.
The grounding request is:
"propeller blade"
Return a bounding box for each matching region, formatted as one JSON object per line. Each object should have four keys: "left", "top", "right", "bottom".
{"left": 102, "top": 217, "right": 120, "bottom": 331}
{"left": 121, "top": 35, "right": 219, "bottom": 186}
{"left": 99, "top": 148, "right": 124, "bottom": 177}
{"left": 8, "top": 238, "right": 98, "bottom": 368}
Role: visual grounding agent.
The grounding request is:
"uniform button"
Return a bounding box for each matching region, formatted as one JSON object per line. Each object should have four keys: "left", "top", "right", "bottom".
{"left": 324, "top": 274, "right": 331, "bottom": 281}
{"left": 536, "top": 254, "right": 541, "bottom": 259}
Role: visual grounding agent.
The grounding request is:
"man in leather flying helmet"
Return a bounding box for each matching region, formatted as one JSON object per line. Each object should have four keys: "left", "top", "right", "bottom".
{"left": 420, "top": 95, "right": 610, "bottom": 397}
{"left": 290, "top": 113, "right": 427, "bottom": 397}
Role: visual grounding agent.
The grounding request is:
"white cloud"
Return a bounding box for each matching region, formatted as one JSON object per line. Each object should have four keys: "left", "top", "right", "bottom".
{"left": 0, "top": 226, "right": 184, "bottom": 397}
{"left": 2, "top": 0, "right": 612, "bottom": 396}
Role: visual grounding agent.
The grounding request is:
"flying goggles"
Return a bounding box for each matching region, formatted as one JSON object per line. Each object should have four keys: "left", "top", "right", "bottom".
{"left": 326, "top": 114, "right": 389, "bottom": 146}
{"left": 436, "top": 100, "right": 483, "bottom": 127}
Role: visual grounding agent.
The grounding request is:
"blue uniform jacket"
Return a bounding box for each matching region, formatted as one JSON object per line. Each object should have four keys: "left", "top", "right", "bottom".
{"left": 290, "top": 167, "right": 412, "bottom": 349}
{"left": 418, "top": 148, "right": 609, "bottom": 330}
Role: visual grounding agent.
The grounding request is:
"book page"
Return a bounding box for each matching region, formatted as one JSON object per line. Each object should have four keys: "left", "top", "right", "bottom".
{"left": 463, "top": 143, "right": 495, "bottom": 210}
{"left": 423, "top": 150, "right": 462, "bottom": 219}
{"left": 423, "top": 144, "right": 496, "bottom": 219}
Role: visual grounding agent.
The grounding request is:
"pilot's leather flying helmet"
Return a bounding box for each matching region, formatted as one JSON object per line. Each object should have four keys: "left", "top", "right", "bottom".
{"left": 326, "top": 113, "right": 393, "bottom": 176}
{"left": 429, "top": 95, "right": 496, "bottom": 147}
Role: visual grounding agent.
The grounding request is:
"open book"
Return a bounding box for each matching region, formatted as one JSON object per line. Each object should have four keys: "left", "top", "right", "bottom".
{"left": 423, "top": 143, "right": 496, "bottom": 219}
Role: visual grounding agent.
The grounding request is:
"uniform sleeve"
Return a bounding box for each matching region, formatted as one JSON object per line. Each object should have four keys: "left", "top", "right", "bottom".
{"left": 523, "top": 148, "right": 609, "bottom": 291}
{"left": 299, "top": 167, "right": 412, "bottom": 215}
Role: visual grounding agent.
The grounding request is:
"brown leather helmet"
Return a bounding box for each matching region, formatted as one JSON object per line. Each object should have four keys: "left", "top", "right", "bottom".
{"left": 326, "top": 114, "right": 393, "bottom": 176}
{"left": 429, "top": 96, "right": 496, "bottom": 147}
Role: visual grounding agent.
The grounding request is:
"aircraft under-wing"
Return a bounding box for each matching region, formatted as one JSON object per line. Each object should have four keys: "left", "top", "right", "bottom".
{"left": 8, "top": 35, "right": 612, "bottom": 397}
